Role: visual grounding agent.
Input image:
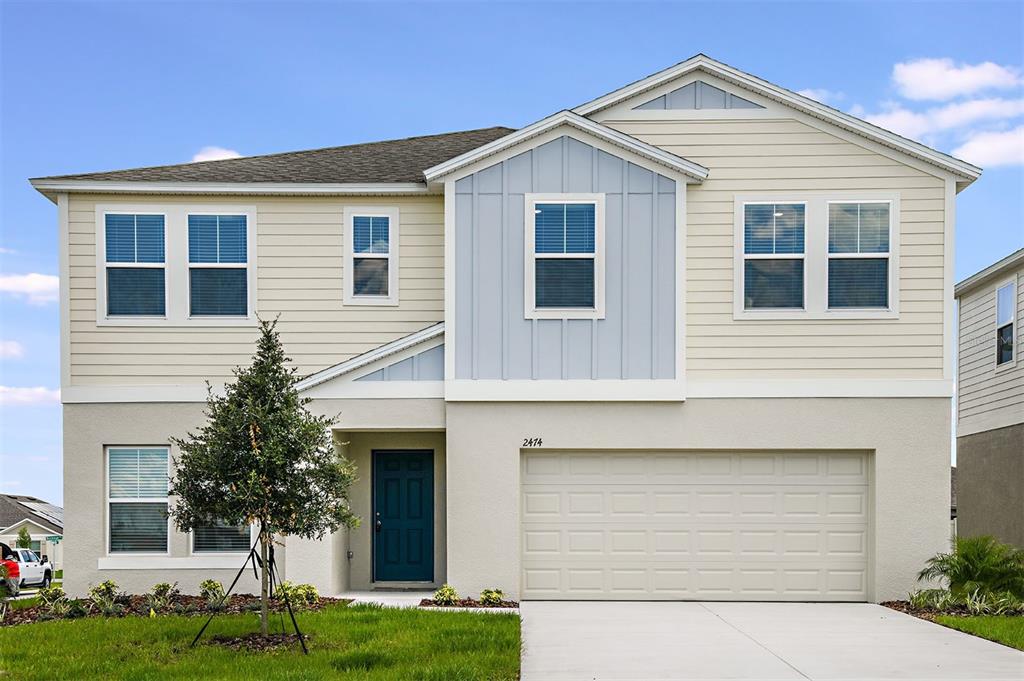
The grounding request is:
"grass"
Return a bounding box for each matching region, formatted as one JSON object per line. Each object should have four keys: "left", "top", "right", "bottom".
{"left": 54, "top": 570, "right": 63, "bottom": 580}
{"left": 0, "top": 602, "right": 521, "bottom": 680}
{"left": 936, "top": 615, "right": 1024, "bottom": 651}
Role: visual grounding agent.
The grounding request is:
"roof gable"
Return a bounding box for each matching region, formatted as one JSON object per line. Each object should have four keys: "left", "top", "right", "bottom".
{"left": 424, "top": 111, "right": 709, "bottom": 183}
{"left": 574, "top": 54, "right": 981, "bottom": 184}
{"left": 635, "top": 79, "right": 763, "bottom": 111}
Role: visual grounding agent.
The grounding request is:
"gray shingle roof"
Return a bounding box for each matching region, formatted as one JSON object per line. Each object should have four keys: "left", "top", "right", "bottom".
{"left": 0, "top": 495, "right": 63, "bottom": 534}
{"left": 33, "top": 127, "right": 515, "bottom": 184}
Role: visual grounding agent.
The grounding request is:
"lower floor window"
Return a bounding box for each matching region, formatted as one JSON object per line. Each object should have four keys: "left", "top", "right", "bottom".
{"left": 107, "top": 447, "right": 168, "bottom": 553}
{"left": 193, "top": 521, "right": 251, "bottom": 553}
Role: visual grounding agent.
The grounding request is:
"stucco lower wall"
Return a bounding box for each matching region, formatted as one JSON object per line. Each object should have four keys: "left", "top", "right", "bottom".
{"left": 956, "top": 423, "right": 1024, "bottom": 547}
{"left": 445, "top": 397, "right": 951, "bottom": 603}
{"left": 62, "top": 398, "right": 444, "bottom": 597}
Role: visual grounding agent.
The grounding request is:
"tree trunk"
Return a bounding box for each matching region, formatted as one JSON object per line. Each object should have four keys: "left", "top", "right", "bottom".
{"left": 259, "top": 529, "right": 269, "bottom": 637}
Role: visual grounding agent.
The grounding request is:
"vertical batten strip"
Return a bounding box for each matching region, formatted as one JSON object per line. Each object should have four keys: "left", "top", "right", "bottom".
{"left": 620, "top": 158, "right": 628, "bottom": 380}
{"left": 652, "top": 176, "right": 660, "bottom": 379}
{"left": 471, "top": 175, "right": 479, "bottom": 380}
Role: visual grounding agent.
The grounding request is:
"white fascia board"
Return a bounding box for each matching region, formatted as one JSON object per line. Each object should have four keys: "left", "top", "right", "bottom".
{"left": 573, "top": 55, "right": 981, "bottom": 183}
{"left": 954, "top": 248, "right": 1024, "bottom": 298}
{"left": 294, "top": 322, "right": 445, "bottom": 391}
{"left": 30, "top": 179, "right": 433, "bottom": 197}
{"left": 423, "top": 111, "right": 709, "bottom": 183}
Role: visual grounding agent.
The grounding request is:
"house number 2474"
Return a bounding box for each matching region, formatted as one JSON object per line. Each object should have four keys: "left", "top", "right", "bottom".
{"left": 522, "top": 437, "right": 543, "bottom": 447}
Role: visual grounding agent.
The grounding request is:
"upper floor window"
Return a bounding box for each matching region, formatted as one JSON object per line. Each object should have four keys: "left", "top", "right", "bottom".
{"left": 734, "top": 193, "right": 898, "bottom": 320}
{"left": 344, "top": 207, "right": 399, "bottom": 306}
{"left": 107, "top": 447, "right": 168, "bottom": 554}
{"left": 742, "top": 203, "right": 805, "bottom": 309}
{"left": 524, "top": 194, "right": 606, "bottom": 319}
{"left": 828, "top": 202, "right": 891, "bottom": 309}
{"left": 188, "top": 215, "right": 248, "bottom": 316}
{"left": 104, "top": 214, "right": 166, "bottom": 316}
{"left": 996, "top": 280, "right": 1016, "bottom": 366}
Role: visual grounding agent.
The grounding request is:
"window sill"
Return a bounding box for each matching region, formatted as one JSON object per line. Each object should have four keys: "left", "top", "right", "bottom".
{"left": 525, "top": 308, "right": 605, "bottom": 320}
{"left": 343, "top": 296, "right": 400, "bottom": 307}
{"left": 98, "top": 555, "right": 247, "bottom": 570}
{"left": 96, "top": 316, "right": 258, "bottom": 327}
{"left": 733, "top": 308, "right": 898, "bottom": 321}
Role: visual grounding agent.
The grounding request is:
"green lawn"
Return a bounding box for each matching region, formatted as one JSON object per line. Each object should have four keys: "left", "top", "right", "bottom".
{"left": 936, "top": 615, "right": 1024, "bottom": 651}
{"left": 0, "top": 603, "right": 521, "bottom": 680}
{"left": 54, "top": 570, "right": 63, "bottom": 580}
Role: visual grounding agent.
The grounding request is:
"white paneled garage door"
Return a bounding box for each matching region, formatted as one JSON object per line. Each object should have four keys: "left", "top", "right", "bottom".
{"left": 521, "top": 451, "right": 869, "bottom": 601}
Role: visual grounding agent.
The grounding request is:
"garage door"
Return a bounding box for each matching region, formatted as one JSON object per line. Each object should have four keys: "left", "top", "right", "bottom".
{"left": 521, "top": 451, "right": 869, "bottom": 601}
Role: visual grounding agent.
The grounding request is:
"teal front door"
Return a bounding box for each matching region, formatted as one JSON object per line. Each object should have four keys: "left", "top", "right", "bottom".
{"left": 373, "top": 450, "right": 434, "bottom": 582}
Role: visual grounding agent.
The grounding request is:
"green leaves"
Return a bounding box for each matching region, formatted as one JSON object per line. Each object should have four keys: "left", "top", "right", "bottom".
{"left": 168, "top": 317, "right": 359, "bottom": 539}
{"left": 918, "top": 535, "right": 1024, "bottom": 598}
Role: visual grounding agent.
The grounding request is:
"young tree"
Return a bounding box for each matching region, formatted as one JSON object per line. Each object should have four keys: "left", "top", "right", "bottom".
{"left": 169, "top": 318, "right": 359, "bottom": 636}
{"left": 15, "top": 527, "right": 31, "bottom": 550}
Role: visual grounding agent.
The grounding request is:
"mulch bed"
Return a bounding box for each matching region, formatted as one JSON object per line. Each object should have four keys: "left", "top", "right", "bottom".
{"left": 207, "top": 632, "right": 312, "bottom": 652}
{"left": 881, "top": 600, "right": 942, "bottom": 622}
{"left": 419, "top": 598, "right": 519, "bottom": 609}
{"left": 1, "top": 595, "right": 345, "bottom": 627}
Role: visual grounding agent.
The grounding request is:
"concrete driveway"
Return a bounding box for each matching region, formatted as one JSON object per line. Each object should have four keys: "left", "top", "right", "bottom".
{"left": 520, "top": 602, "right": 1024, "bottom": 680}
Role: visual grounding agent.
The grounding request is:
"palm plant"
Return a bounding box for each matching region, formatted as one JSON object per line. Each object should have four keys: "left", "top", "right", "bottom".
{"left": 918, "top": 535, "right": 1024, "bottom": 598}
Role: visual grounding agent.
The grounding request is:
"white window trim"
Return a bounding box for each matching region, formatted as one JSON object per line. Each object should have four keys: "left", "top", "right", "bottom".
{"left": 343, "top": 206, "right": 400, "bottom": 306}
{"left": 733, "top": 192, "right": 900, "bottom": 320}
{"left": 105, "top": 446, "right": 171, "bottom": 557}
{"left": 190, "top": 522, "right": 256, "bottom": 556}
{"left": 95, "top": 204, "right": 257, "bottom": 327}
{"left": 524, "top": 193, "right": 606, "bottom": 320}
{"left": 737, "top": 201, "right": 808, "bottom": 313}
{"left": 995, "top": 277, "right": 1017, "bottom": 371}
{"left": 186, "top": 211, "right": 255, "bottom": 321}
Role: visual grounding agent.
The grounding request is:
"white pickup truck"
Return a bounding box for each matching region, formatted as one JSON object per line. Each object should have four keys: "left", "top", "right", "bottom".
{"left": 13, "top": 548, "right": 53, "bottom": 589}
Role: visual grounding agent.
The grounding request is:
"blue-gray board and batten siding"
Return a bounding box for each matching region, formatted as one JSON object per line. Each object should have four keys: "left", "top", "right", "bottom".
{"left": 355, "top": 344, "right": 444, "bottom": 381}
{"left": 453, "top": 135, "right": 677, "bottom": 381}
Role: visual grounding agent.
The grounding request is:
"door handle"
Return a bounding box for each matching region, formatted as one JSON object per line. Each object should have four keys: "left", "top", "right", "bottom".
{"left": 375, "top": 519, "right": 382, "bottom": 532}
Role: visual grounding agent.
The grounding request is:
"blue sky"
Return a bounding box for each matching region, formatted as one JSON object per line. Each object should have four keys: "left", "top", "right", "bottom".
{"left": 1, "top": 1, "right": 1022, "bottom": 504}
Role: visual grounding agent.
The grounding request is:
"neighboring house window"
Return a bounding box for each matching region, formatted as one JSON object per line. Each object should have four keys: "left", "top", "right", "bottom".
{"left": 996, "top": 281, "right": 1016, "bottom": 366}
{"left": 193, "top": 520, "right": 251, "bottom": 553}
{"left": 742, "top": 203, "right": 805, "bottom": 309}
{"left": 104, "top": 214, "right": 166, "bottom": 316}
{"left": 107, "top": 447, "right": 168, "bottom": 553}
{"left": 188, "top": 215, "right": 249, "bottom": 316}
{"left": 828, "top": 202, "right": 891, "bottom": 309}
{"left": 524, "top": 194, "right": 606, "bottom": 319}
{"left": 344, "top": 207, "right": 400, "bottom": 306}
{"left": 29, "top": 540, "right": 41, "bottom": 555}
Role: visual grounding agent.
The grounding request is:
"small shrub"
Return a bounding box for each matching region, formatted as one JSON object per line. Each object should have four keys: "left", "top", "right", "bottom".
{"left": 918, "top": 535, "right": 1024, "bottom": 598}
{"left": 433, "top": 584, "right": 459, "bottom": 606}
{"left": 243, "top": 599, "right": 262, "bottom": 612}
{"left": 199, "top": 579, "right": 229, "bottom": 610}
{"left": 277, "top": 581, "right": 319, "bottom": 608}
{"left": 0, "top": 564, "right": 9, "bottom": 622}
{"left": 145, "top": 582, "right": 180, "bottom": 611}
{"left": 89, "top": 580, "right": 127, "bottom": 615}
{"left": 38, "top": 584, "right": 66, "bottom": 606}
{"left": 64, "top": 599, "right": 88, "bottom": 619}
{"left": 479, "top": 588, "right": 504, "bottom": 606}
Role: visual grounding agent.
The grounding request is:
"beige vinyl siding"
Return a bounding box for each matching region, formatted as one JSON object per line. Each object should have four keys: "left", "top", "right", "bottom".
{"left": 68, "top": 194, "right": 443, "bottom": 385}
{"left": 957, "top": 267, "right": 1024, "bottom": 435}
{"left": 602, "top": 117, "right": 948, "bottom": 380}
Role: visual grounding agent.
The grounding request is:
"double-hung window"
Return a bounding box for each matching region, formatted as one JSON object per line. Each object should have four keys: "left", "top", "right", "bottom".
{"left": 828, "top": 202, "right": 891, "bottom": 309}
{"left": 742, "top": 203, "right": 805, "bottom": 309}
{"left": 996, "top": 281, "right": 1016, "bottom": 366}
{"left": 104, "top": 214, "right": 166, "bottom": 316}
{"left": 344, "top": 207, "right": 399, "bottom": 305}
{"left": 107, "top": 447, "right": 169, "bottom": 554}
{"left": 193, "top": 520, "right": 251, "bottom": 553}
{"left": 188, "top": 215, "right": 249, "bottom": 316}
{"left": 525, "top": 194, "right": 605, "bottom": 319}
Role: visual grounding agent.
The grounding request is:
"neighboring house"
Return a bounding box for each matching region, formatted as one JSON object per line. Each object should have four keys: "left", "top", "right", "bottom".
{"left": 31, "top": 54, "right": 980, "bottom": 602}
{"left": 954, "top": 248, "right": 1024, "bottom": 547}
{"left": 0, "top": 495, "right": 64, "bottom": 569}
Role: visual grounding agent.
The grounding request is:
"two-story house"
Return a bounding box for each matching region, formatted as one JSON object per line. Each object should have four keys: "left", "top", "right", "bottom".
{"left": 32, "top": 55, "right": 980, "bottom": 602}
{"left": 955, "top": 249, "right": 1023, "bottom": 547}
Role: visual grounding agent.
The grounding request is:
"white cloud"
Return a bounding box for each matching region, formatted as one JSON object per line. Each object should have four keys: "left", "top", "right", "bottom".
{"left": 0, "top": 386, "right": 61, "bottom": 406}
{"left": 0, "top": 247, "right": 16, "bottom": 254}
{"left": 864, "top": 98, "right": 1024, "bottom": 140}
{"left": 0, "top": 273, "right": 59, "bottom": 304}
{"left": 0, "top": 340, "right": 24, "bottom": 359}
{"left": 953, "top": 126, "right": 1024, "bottom": 167}
{"left": 893, "top": 58, "right": 1022, "bottom": 101}
{"left": 192, "top": 146, "right": 242, "bottom": 162}
{"left": 797, "top": 88, "right": 844, "bottom": 105}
